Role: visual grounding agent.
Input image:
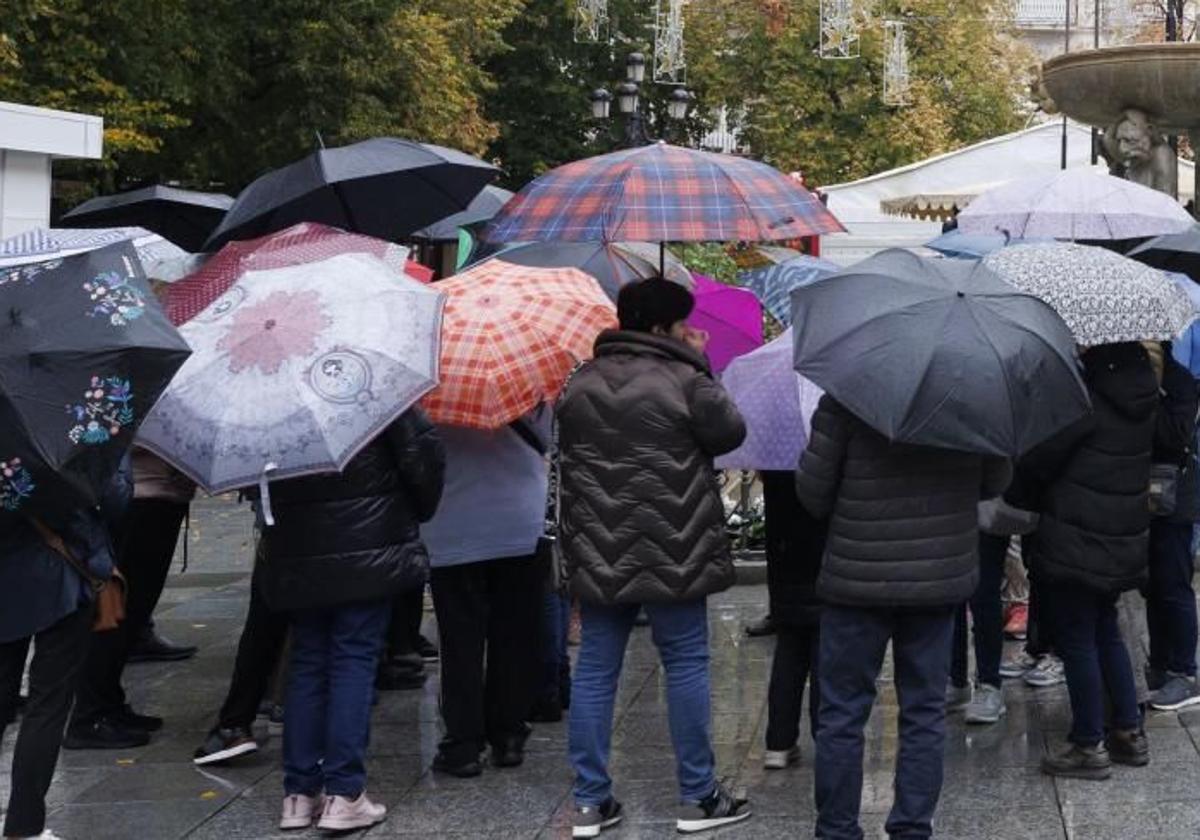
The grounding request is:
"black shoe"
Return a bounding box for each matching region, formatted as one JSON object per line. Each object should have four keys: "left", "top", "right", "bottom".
{"left": 376, "top": 655, "right": 426, "bottom": 691}
{"left": 432, "top": 751, "right": 483, "bottom": 778}
{"left": 63, "top": 718, "right": 151, "bottom": 750}
{"left": 676, "top": 780, "right": 751, "bottom": 833}
{"left": 193, "top": 726, "right": 259, "bottom": 765}
{"left": 128, "top": 628, "right": 198, "bottom": 663}
{"left": 491, "top": 737, "right": 526, "bottom": 768}
{"left": 1106, "top": 728, "right": 1150, "bottom": 767}
{"left": 529, "top": 695, "right": 564, "bottom": 723}
{"left": 114, "top": 704, "right": 163, "bottom": 733}
{"left": 744, "top": 615, "right": 776, "bottom": 637}
{"left": 1041, "top": 742, "right": 1112, "bottom": 780}
{"left": 415, "top": 634, "right": 439, "bottom": 662}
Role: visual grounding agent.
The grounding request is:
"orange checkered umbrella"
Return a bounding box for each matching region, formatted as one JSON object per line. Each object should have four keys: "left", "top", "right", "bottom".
{"left": 422, "top": 259, "right": 616, "bottom": 429}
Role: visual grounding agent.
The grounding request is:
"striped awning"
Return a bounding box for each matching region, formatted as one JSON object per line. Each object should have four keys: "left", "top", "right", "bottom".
{"left": 880, "top": 193, "right": 978, "bottom": 221}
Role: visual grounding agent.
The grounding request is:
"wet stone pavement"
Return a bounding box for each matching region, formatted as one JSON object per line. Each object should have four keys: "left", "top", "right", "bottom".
{"left": 6, "top": 496, "right": 1200, "bottom": 839}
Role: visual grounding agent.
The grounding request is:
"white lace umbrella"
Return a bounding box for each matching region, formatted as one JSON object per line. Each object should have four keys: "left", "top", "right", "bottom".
{"left": 136, "top": 252, "right": 444, "bottom": 497}
{"left": 958, "top": 169, "right": 1193, "bottom": 240}
{"left": 983, "top": 242, "right": 1197, "bottom": 346}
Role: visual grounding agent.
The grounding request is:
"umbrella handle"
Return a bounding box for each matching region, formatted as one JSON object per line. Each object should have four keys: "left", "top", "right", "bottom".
{"left": 258, "top": 462, "right": 279, "bottom": 527}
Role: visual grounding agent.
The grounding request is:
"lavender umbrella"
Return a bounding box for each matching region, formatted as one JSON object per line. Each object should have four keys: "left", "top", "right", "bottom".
{"left": 715, "top": 328, "right": 823, "bottom": 472}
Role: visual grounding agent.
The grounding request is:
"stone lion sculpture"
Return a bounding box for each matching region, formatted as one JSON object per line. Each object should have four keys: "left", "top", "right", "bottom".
{"left": 1102, "top": 108, "right": 1178, "bottom": 198}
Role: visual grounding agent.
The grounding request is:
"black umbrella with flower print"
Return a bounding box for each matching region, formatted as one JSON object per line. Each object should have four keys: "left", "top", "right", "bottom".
{"left": 0, "top": 242, "right": 191, "bottom": 514}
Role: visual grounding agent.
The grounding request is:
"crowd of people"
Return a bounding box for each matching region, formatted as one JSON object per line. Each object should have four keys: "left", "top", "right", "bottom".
{"left": 1, "top": 275, "right": 1197, "bottom": 840}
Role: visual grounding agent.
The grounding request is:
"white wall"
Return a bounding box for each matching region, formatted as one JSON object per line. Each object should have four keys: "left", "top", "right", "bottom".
{"left": 0, "top": 150, "right": 52, "bottom": 239}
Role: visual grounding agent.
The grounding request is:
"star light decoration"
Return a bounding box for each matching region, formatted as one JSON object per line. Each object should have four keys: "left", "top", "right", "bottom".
{"left": 882, "top": 19, "right": 910, "bottom": 105}
{"left": 654, "top": 0, "right": 687, "bottom": 84}
{"left": 574, "top": 0, "right": 609, "bottom": 43}
{"left": 820, "top": 0, "right": 860, "bottom": 59}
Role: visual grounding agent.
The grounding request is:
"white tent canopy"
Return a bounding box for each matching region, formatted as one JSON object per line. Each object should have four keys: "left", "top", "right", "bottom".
{"left": 820, "top": 120, "right": 1195, "bottom": 266}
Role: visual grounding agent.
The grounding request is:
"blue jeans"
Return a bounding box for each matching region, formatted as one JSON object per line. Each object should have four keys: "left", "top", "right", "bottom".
{"left": 570, "top": 599, "right": 715, "bottom": 806}
{"left": 1147, "top": 520, "right": 1198, "bottom": 677}
{"left": 1046, "top": 581, "right": 1140, "bottom": 745}
{"left": 816, "top": 604, "right": 955, "bottom": 840}
{"left": 283, "top": 599, "right": 390, "bottom": 797}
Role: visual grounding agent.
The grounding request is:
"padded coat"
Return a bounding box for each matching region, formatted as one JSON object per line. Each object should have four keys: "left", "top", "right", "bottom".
{"left": 1021, "top": 342, "right": 1159, "bottom": 593}
{"left": 795, "top": 396, "right": 1011, "bottom": 608}
{"left": 556, "top": 330, "right": 747, "bottom": 605}
{"left": 258, "top": 408, "right": 445, "bottom": 612}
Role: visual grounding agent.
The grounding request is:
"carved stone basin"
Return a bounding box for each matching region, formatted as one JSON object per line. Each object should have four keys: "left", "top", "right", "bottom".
{"left": 1041, "top": 43, "right": 1200, "bottom": 132}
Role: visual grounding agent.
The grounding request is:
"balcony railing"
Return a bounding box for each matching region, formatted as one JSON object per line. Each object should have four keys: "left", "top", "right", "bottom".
{"left": 1014, "top": 0, "right": 1074, "bottom": 25}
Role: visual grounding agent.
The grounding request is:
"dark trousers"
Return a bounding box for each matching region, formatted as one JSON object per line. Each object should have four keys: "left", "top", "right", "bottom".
{"left": 386, "top": 587, "right": 425, "bottom": 657}
{"left": 430, "top": 555, "right": 542, "bottom": 764}
{"left": 0, "top": 605, "right": 94, "bottom": 837}
{"left": 1024, "top": 537, "right": 1054, "bottom": 658}
{"left": 1046, "top": 580, "right": 1140, "bottom": 746}
{"left": 1147, "top": 520, "right": 1198, "bottom": 677}
{"left": 953, "top": 535, "right": 1009, "bottom": 687}
{"left": 765, "top": 624, "right": 820, "bottom": 751}
{"left": 816, "top": 604, "right": 955, "bottom": 840}
{"left": 72, "top": 499, "right": 188, "bottom": 726}
{"left": 217, "top": 565, "right": 289, "bottom": 731}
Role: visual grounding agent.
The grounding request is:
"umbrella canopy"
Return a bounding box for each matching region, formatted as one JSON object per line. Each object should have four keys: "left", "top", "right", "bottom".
{"left": 137, "top": 252, "right": 444, "bottom": 494}
{"left": 483, "top": 142, "right": 844, "bottom": 243}
{"left": 205, "top": 138, "right": 498, "bottom": 251}
{"left": 476, "top": 241, "right": 692, "bottom": 299}
{"left": 957, "top": 169, "right": 1193, "bottom": 240}
{"left": 792, "top": 249, "right": 1090, "bottom": 456}
{"left": 983, "top": 242, "right": 1197, "bottom": 345}
{"left": 165, "top": 223, "right": 416, "bottom": 325}
{"left": 421, "top": 259, "right": 616, "bottom": 429}
{"left": 924, "top": 229, "right": 1050, "bottom": 259}
{"left": 1127, "top": 225, "right": 1200, "bottom": 277}
{"left": 689, "top": 274, "right": 763, "bottom": 373}
{"left": 715, "top": 328, "right": 824, "bottom": 471}
{"left": 411, "top": 185, "right": 515, "bottom": 242}
{"left": 61, "top": 186, "right": 234, "bottom": 252}
{"left": 0, "top": 226, "right": 191, "bottom": 279}
{"left": 738, "top": 254, "right": 839, "bottom": 324}
{"left": 0, "top": 242, "right": 191, "bottom": 512}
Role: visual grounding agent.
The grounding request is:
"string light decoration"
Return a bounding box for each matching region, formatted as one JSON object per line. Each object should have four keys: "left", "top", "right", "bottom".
{"left": 574, "top": 0, "right": 609, "bottom": 43}
{"left": 882, "top": 20, "right": 910, "bottom": 104}
{"left": 820, "top": 0, "right": 861, "bottom": 58}
{"left": 654, "top": 0, "right": 687, "bottom": 83}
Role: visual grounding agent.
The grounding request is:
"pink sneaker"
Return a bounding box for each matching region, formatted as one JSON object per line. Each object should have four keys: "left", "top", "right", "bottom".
{"left": 317, "top": 792, "right": 387, "bottom": 831}
{"left": 279, "top": 793, "right": 324, "bottom": 830}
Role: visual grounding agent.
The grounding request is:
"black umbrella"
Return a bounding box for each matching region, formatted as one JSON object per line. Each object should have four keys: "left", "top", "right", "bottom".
{"left": 471, "top": 241, "right": 693, "bottom": 299}
{"left": 410, "top": 185, "right": 515, "bottom": 242}
{"left": 791, "top": 249, "right": 1090, "bottom": 456}
{"left": 61, "top": 186, "right": 234, "bottom": 252}
{"left": 0, "top": 243, "right": 191, "bottom": 513}
{"left": 205, "top": 138, "right": 498, "bottom": 251}
{"left": 1127, "top": 225, "right": 1200, "bottom": 278}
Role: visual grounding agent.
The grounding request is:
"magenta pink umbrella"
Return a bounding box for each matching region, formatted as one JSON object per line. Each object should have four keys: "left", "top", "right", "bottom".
{"left": 688, "top": 273, "right": 763, "bottom": 373}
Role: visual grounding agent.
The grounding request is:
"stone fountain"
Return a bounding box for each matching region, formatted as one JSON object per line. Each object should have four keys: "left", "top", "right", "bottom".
{"left": 1040, "top": 42, "right": 1200, "bottom": 209}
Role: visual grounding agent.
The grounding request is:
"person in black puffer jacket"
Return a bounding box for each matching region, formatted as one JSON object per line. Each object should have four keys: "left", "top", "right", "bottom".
{"left": 1145, "top": 347, "right": 1200, "bottom": 711}
{"left": 557, "top": 278, "right": 751, "bottom": 835}
{"left": 1019, "top": 342, "right": 1158, "bottom": 781}
{"left": 795, "top": 395, "right": 1010, "bottom": 840}
{"left": 760, "top": 471, "right": 826, "bottom": 771}
{"left": 257, "top": 407, "right": 444, "bottom": 832}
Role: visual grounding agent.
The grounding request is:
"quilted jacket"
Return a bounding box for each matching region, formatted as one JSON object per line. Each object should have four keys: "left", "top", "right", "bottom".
{"left": 258, "top": 408, "right": 446, "bottom": 612}
{"left": 796, "top": 396, "right": 1011, "bottom": 608}
{"left": 556, "top": 330, "right": 747, "bottom": 605}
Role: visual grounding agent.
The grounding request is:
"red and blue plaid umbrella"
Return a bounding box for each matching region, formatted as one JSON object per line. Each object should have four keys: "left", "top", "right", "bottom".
{"left": 484, "top": 142, "right": 844, "bottom": 244}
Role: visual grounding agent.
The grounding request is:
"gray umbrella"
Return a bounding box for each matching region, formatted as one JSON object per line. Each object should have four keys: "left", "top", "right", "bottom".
{"left": 791, "top": 249, "right": 1090, "bottom": 456}
{"left": 410, "top": 185, "right": 515, "bottom": 241}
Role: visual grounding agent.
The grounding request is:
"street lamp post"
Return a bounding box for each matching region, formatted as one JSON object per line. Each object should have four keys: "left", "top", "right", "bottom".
{"left": 589, "top": 52, "right": 693, "bottom": 148}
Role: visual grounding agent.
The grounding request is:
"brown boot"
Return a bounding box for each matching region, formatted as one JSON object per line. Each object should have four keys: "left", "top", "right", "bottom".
{"left": 1041, "top": 742, "right": 1112, "bottom": 780}
{"left": 1106, "top": 728, "right": 1149, "bottom": 767}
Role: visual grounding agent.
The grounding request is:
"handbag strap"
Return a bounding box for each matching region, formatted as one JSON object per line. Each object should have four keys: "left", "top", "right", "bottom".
{"left": 27, "top": 517, "right": 104, "bottom": 593}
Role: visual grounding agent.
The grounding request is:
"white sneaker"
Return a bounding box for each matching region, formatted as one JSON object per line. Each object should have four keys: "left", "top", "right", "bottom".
{"left": 1024, "top": 654, "right": 1066, "bottom": 688}
{"left": 280, "top": 793, "right": 324, "bottom": 830}
{"left": 999, "top": 650, "right": 1038, "bottom": 680}
{"left": 317, "top": 792, "right": 387, "bottom": 831}
{"left": 763, "top": 744, "right": 801, "bottom": 770}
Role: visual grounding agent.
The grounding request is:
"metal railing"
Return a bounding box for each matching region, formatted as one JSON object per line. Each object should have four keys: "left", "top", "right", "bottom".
{"left": 1013, "top": 0, "right": 1073, "bottom": 25}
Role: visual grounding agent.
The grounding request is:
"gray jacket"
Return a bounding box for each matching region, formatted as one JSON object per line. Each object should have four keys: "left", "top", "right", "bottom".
{"left": 796, "top": 396, "right": 1011, "bottom": 608}
{"left": 557, "top": 330, "right": 746, "bottom": 605}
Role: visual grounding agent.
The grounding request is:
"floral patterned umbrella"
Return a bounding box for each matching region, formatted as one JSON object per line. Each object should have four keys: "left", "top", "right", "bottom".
{"left": 136, "top": 252, "right": 443, "bottom": 495}
{"left": 983, "top": 242, "right": 1198, "bottom": 345}
{"left": 715, "top": 328, "right": 823, "bottom": 471}
{"left": 421, "top": 259, "right": 615, "bottom": 429}
{"left": 0, "top": 242, "right": 190, "bottom": 513}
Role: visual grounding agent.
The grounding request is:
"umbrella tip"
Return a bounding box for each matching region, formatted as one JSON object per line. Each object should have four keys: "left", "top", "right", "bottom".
{"left": 956, "top": 291, "right": 965, "bottom": 298}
